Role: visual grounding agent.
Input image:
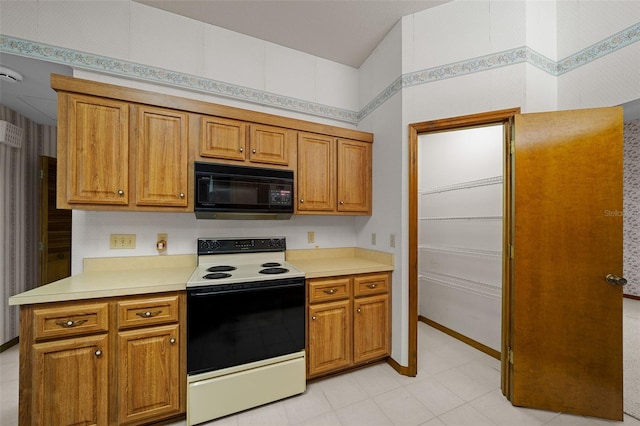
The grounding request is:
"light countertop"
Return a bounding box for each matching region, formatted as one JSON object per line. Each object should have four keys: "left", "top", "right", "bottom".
{"left": 286, "top": 247, "right": 394, "bottom": 278}
{"left": 8, "top": 255, "right": 196, "bottom": 306}
{"left": 9, "top": 248, "right": 394, "bottom": 306}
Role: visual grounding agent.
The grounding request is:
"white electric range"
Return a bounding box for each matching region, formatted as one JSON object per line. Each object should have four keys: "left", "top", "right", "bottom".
{"left": 185, "top": 237, "right": 306, "bottom": 425}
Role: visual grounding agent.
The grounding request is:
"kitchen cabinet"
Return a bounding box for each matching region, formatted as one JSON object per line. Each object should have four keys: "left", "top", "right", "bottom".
{"left": 297, "top": 133, "right": 372, "bottom": 215}
{"left": 59, "top": 92, "right": 130, "bottom": 206}
{"left": 306, "top": 272, "right": 390, "bottom": 379}
{"left": 200, "top": 115, "right": 293, "bottom": 166}
{"left": 18, "top": 292, "right": 186, "bottom": 426}
{"left": 133, "top": 105, "right": 189, "bottom": 207}
{"left": 55, "top": 92, "right": 191, "bottom": 212}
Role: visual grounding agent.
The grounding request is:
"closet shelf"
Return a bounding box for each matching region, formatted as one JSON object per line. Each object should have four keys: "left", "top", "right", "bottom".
{"left": 419, "top": 271, "right": 501, "bottom": 300}
{"left": 419, "top": 215, "right": 502, "bottom": 221}
{"left": 419, "top": 245, "right": 501, "bottom": 259}
{"left": 419, "top": 175, "right": 502, "bottom": 195}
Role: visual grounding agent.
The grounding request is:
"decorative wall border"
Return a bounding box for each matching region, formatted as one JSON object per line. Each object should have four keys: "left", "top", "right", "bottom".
{"left": 1, "top": 20, "right": 639, "bottom": 125}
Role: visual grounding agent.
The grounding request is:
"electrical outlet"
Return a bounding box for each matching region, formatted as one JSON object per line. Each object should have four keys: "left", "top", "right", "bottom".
{"left": 307, "top": 231, "right": 315, "bottom": 244}
{"left": 157, "top": 233, "right": 168, "bottom": 251}
{"left": 371, "top": 233, "right": 377, "bottom": 245}
{"left": 110, "top": 234, "right": 136, "bottom": 249}
{"left": 390, "top": 234, "right": 396, "bottom": 248}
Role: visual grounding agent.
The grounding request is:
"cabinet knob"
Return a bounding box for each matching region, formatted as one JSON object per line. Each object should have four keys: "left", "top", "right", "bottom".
{"left": 252, "top": 148, "right": 257, "bottom": 154}
{"left": 366, "top": 283, "right": 377, "bottom": 289}
{"left": 170, "top": 337, "right": 176, "bottom": 344}
{"left": 117, "top": 189, "right": 124, "bottom": 196}
{"left": 357, "top": 307, "right": 361, "bottom": 313}
{"left": 56, "top": 319, "right": 87, "bottom": 328}
{"left": 339, "top": 200, "right": 345, "bottom": 205}
{"left": 312, "top": 316, "right": 316, "bottom": 321}
{"left": 323, "top": 289, "right": 336, "bottom": 295}
{"left": 179, "top": 192, "right": 185, "bottom": 198}
{"left": 300, "top": 199, "right": 304, "bottom": 203}
{"left": 95, "top": 349, "right": 102, "bottom": 357}
{"left": 239, "top": 147, "right": 244, "bottom": 153}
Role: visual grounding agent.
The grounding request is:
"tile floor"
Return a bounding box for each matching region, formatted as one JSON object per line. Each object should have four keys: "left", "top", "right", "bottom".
{"left": 2, "top": 315, "right": 639, "bottom": 426}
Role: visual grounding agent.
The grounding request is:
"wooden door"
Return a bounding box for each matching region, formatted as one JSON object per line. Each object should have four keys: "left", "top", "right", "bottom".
{"left": 135, "top": 106, "right": 189, "bottom": 207}
{"left": 39, "top": 156, "right": 71, "bottom": 285}
{"left": 249, "top": 124, "right": 291, "bottom": 165}
{"left": 508, "top": 107, "right": 624, "bottom": 420}
{"left": 64, "top": 93, "right": 129, "bottom": 205}
{"left": 200, "top": 116, "right": 247, "bottom": 161}
{"left": 297, "top": 133, "right": 336, "bottom": 212}
{"left": 353, "top": 294, "right": 389, "bottom": 363}
{"left": 337, "top": 139, "right": 372, "bottom": 213}
{"left": 32, "top": 334, "right": 109, "bottom": 426}
{"left": 308, "top": 299, "right": 352, "bottom": 377}
{"left": 117, "top": 324, "right": 181, "bottom": 424}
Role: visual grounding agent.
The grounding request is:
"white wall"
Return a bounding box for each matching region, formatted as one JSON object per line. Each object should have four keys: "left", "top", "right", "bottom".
{"left": 2, "top": 0, "right": 639, "bottom": 366}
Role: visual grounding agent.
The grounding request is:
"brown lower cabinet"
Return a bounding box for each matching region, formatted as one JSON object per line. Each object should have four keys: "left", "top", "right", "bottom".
{"left": 306, "top": 272, "right": 390, "bottom": 379}
{"left": 19, "top": 292, "right": 185, "bottom": 426}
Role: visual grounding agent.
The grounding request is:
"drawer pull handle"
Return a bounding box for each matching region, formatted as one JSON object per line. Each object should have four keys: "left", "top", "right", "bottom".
{"left": 366, "top": 284, "right": 378, "bottom": 289}
{"left": 95, "top": 349, "right": 102, "bottom": 357}
{"left": 56, "top": 319, "right": 88, "bottom": 328}
{"left": 170, "top": 338, "right": 176, "bottom": 344}
{"left": 136, "top": 310, "right": 162, "bottom": 318}
{"left": 323, "top": 289, "right": 336, "bottom": 295}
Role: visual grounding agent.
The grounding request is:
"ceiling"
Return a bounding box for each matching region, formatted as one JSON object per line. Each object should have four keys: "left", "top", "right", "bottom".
{"left": 133, "top": 0, "right": 451, "bottom": 68}
{"left": 1, "top": 0, "right": 639, "bottom": 127}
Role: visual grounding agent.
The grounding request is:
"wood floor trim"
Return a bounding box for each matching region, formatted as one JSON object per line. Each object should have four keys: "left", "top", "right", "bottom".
{"left": 418, "top": 315, "right": 501, "bottom": 360}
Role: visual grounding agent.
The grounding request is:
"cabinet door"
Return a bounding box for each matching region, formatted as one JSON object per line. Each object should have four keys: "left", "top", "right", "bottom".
{"left": 135, "top": 106, "right": 189, "bottom": 207}
{"left": 297, "top": 133, "right": 336, "bottom": 212}
{"left": 117, "top": 324, "right": 181, "bottom": 425}
{"left": 337, "top": 139, "right": 372, "bottom": 213}
{"left": 32, "top": 334, "right": 108, "bottom": 426}
{"left": 65, "top": 93, "right": 129, "bottom": 205}
{"left": 200, "top": 116, "right": 247, "bottom": 161}
{"left": 353, "top": 294, "right": 390, "bottom": 364}
{"left": 249, "top": 124, "right": 291, "bottom": 165}
{"left": 308, "top": 299, "right": 352, "bottom": 377}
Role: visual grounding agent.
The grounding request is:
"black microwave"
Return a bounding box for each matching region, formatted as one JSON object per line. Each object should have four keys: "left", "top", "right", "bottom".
{"left": 194, "top": 162, "right": 294, "bottom": 220}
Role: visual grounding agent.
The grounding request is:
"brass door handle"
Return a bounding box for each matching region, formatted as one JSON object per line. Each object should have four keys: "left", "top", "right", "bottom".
{"left": 56, "top": 319, "right": 87, "bottom": 328}
{"left": 136, "top": 310, "right": 162, "bottom": 318}
{"left": 605, "top": 274, "right": 627, "bottom": 286}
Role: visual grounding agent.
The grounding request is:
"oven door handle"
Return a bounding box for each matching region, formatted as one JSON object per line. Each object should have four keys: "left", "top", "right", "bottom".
{"left": 189, "top": 281, "right": 304, "bottom": 297}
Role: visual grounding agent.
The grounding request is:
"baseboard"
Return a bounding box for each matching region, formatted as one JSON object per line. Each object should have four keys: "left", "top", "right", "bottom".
{"left": 0, "top": 336, "right": 19, "bottom": 353}
{"left": 624, "top": 294, "right": 640, "bottom": 301}
{"left": 418, "top": 315, "right": 501, "bottom": 360}
{"left": 387, "top": 356, "right": 413, "bottom": 377}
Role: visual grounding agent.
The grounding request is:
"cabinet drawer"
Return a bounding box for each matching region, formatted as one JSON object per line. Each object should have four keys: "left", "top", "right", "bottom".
{"left": 353, "top": 273, "right": 389, "bottom": 297}
{"left": 33, "top": 302, "right": 109, "bottom": 341}
{"left": 308, "top": 277, "right": 350, "bottom": 303}
{"left": 117, "top": 294, "right": 179, "bottom": 329}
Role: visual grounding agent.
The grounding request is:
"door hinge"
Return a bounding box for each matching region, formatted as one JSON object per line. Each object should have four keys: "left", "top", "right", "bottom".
{"left": 39, "top": 241, "right": 45, "bottom": 251}
{"left": 508, "top": 347, "right": 514, "bottom": 364}
{"left": 509, "top": 140, "right": 515, "bottom": 155}
{"left": 40, "top": 169, "right": 44, "bottom": 179}
{"left": 510, "top": 245, "right": 515, "bottom": 259}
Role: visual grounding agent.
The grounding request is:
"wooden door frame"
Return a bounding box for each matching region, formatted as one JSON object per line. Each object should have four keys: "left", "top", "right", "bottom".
{"left": 407, "top": 108, "right": 520, "bottom": 389}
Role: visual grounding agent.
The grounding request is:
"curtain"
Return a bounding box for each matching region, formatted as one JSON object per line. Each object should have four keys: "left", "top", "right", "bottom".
{"left": 0, "top": 105, "right": 56, "bottom": 346}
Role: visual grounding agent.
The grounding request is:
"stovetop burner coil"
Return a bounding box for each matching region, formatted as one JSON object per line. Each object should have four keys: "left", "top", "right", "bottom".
{"left": 259, "top": 267, "right": 289, "bottom": 275}
{"left": 261, "top": 262, "right": 281, "bottom": 268}
{"left": 203, "top": 272, "right": 233, "bottom": 279}
{"left": 206, "top": 265, "right": 237, "bottom": 272}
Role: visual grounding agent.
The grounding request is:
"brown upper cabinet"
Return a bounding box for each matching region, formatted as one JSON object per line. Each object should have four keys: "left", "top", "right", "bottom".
{"left": 52, "top": 74, "right": 372, "bottom": 215}
{"left": 297, "top": 133, "right": 372, "bottom": 215}
{"left": 200, "top": 116, "right": 294, "bottom": 166}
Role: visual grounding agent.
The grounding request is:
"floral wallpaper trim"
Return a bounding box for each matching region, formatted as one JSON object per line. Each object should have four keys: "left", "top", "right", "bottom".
{"left": 1, "top": 21, "right": 639, "bottom": 124}
{"left": 0, "top": 36, "right": 359, "bottom": 124}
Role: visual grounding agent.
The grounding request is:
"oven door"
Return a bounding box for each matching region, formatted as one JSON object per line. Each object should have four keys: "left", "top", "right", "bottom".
{"left": 186, "top": 277, "right": 305, "bottom": 375}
